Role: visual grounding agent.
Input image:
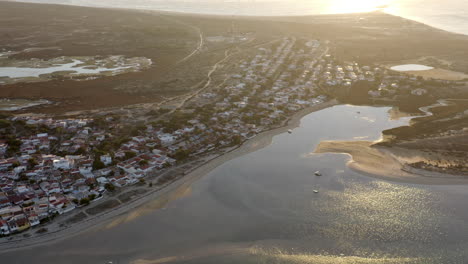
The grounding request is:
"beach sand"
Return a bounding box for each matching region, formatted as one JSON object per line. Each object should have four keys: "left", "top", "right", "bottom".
{"left": 315, "top": 140, "right": 468, "bottom": 185}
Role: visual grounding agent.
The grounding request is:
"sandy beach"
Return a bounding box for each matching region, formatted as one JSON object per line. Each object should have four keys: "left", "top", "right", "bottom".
{"left": 0, "top": 100, "right": 338, "bottom": 253}
{"left": 315, "top": 140, "right": 468, "bottom": 185}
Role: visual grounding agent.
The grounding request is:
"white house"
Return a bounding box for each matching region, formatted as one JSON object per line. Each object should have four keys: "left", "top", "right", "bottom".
{"left": 53, "top": 158, "right": 70, "bottom": 170}
{"left": 158, "top": 134, "right": 175, "bottom": 146}
{"left": 0, "top": 220, "right": 10, "bottom": 235}
{"left": 96, "top": 177, "right": 109, "bottom": 184}
{"left": 100, "top": 154, "right": 112, "bottom": 166}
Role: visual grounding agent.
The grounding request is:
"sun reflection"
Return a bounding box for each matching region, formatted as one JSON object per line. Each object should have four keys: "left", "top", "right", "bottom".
{"left": 325, "top": 0, "right": 393, "bottom": 14}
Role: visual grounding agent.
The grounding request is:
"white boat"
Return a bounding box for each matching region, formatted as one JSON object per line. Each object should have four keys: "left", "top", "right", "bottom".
{"left": 313, "top": 190, "right": 319, "bottom": 193}
{"left": 288, "top": 129, "right": 292, "bottom": 134}
{"left": 314, "top": 171, "right": 322, "bottom": 176}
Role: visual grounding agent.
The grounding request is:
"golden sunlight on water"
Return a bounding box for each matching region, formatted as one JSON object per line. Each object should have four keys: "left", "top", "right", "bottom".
{"left": 318, "top": 181, "right": 443, "bottom": 242}
{"left": 323, "top": 0, "right": 393, "bottom": 14}
{"left": 249, "top": 247, "right": 425, "bottom": 264}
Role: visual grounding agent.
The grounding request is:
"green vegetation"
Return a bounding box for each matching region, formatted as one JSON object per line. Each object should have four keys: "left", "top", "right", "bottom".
{"left": 171, "top": 149, "right": 191, "bottom": 161}
{"left": 92, "top": 158, "right": 106, "bottom": 170}
{"left": 231, "top": 135, "right": 243, "bottom": 146}
{"left": 79, "top": 198, "right": 90, "bottom": 206}
{"left": 104, "top": 183, "right": 115, "bottom": 192}
{"left": 0, "top": 119, "right": 11, "bottom": 129}
{"left": 124, "top": 151, "right": 137, "bottom": 160}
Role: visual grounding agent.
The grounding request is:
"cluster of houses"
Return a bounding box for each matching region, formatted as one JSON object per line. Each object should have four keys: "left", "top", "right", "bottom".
{"left": 0, "top": 117, "right": 179, "bottom": 236}
{"left": 322, "top": 61, "right": 378, "bottom": 87}
{"left": 367, "top": 74, "right": 432, "bottom": 98}
{"left": 184, "top": 38, "right": 328, "bottom": 135}
{"left": 0, "top": 158, "right": 78, "bottom": 236}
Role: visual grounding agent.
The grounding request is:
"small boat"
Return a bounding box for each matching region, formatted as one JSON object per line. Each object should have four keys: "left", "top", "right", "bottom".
{"left": 314, "top": 171, "right": 322, "bottom": 176}
{"left": 313, "top": 190, "right": 319, "bottom": 193}
{"left": 357, "top": 111, "right": 361, "bottom": 114}
{"left": 288, "top": 129, "right": 292, "bottom": 134}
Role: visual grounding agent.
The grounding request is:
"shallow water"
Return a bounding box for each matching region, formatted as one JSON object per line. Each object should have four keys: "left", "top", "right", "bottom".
{"left": 0, "top": 59, "right": 131, "bottom": 78}
{"left": 3, "top": 105, "right": 468, "bottom": 263}
{"left": 391, "top": 64, "right": 434, "bottom": 71}
{"left": 0, "top": 98, "right": 50, "bottom": 111}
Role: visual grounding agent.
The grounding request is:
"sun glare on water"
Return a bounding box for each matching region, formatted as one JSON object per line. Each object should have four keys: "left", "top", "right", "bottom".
{"left": 324, "top": 0, "right": 393, "bottom": 14}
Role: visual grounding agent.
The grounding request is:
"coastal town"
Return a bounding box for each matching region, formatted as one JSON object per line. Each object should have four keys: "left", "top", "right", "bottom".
{"left": 0, "top": 36, "right": 462, "bottom": 238}
{"left": 3, "top": 2, "right": 468, "bottom": 262}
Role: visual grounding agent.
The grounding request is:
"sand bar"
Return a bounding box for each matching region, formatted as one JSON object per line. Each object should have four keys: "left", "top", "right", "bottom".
{"left": 315, "top": 140, "right": 468, "bottom": 185}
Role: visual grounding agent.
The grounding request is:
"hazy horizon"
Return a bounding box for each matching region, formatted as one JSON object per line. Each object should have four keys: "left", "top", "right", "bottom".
{"left": 3, "top": 0, "right": 468, "bottom": 35}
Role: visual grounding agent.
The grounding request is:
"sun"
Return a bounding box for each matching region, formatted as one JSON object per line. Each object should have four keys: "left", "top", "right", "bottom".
{"left": 325, "top": 0, "right": 392, "bottom": 14}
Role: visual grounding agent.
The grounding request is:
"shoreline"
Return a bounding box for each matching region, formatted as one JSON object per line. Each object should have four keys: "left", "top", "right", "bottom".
{"left": 4, "top": 1, "right": 468, "bottom": 37}
{"left": 315, "top": 140, "right": 468, "bottom": 185}
{"left": 0, "top": 100, "right": 338, "bottom": 253}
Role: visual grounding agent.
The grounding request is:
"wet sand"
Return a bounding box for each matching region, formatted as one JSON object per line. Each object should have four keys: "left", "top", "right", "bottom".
{"left": 315, "top": 140, "right": 468, "bottom": 185}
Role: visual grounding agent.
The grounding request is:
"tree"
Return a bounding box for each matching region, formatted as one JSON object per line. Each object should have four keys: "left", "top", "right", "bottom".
{"left": 27, "top": 158, "right": 38, "bottom": 169}
{"left": 124, "top": 151, "right": 137, "bottom": 160}
{"left": 6, "top": 138, "right": 21, "bottom": 154}
{"left": 0, "top": 119, "right": 11, "bottom": 129}
{"left": 75, "top": 147, "right": 87, "bottom": 155}
{"left": 79, "top": 198, "right": 90, "bottom": 206}
{"left": 104, "top": 183, "right": 115, "bottom": 192}
{"left": 92, "top": 158, "right": 106, "bottom": 170}
{"left": 231, "top": 135, "right": 242, "bottom": 146}
{"left": 172, "top": 149, "right": 190, "bottom": 161}
{"left": 139, "top": 160, "right": 149, "bottom": 166}
{"left": 18, "top": 174, "right": 28, "bottom": 182}
{"left": 12, "top": 161, "right": 20, "bottom": 168}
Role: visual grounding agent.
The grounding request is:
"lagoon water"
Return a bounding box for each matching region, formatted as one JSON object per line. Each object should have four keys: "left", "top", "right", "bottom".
{"left": 391, "top": 64, "right": 434, "bottom": 72}
{"left": 0, "top": 59, "right": 132, "bottom": 78}
{"left": 4, "top": 105, "right": 468, "bottom": 263}
{"left": 8, "top": 0, "right": 468, "bottom": 35}
{"left": 0, "top": 98, "right": 50, "bottom": 111}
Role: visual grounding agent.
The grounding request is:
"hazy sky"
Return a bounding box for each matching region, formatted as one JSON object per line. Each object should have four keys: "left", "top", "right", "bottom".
{"left": 3, "top": 0, "right": 468, "bottom": 34}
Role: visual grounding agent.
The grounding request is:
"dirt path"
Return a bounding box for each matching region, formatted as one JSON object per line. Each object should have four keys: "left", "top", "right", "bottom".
{"left": 157, "top": 15, "right": 204, "bottom": 65}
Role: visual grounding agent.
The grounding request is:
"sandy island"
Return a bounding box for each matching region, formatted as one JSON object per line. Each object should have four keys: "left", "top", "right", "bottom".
{"left": 315, "top": 140, "right": 468, "bottom": 185}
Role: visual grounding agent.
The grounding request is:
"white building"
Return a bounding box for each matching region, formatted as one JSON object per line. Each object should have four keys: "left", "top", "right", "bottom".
{"left": 100, "top": 154, "right": 112, "bottom": 166}
{"left": 158, "top": 134, "right": 175, "bottom": 146}
{"left": 53, "top": 158, "right": 70, "bottom": 170}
